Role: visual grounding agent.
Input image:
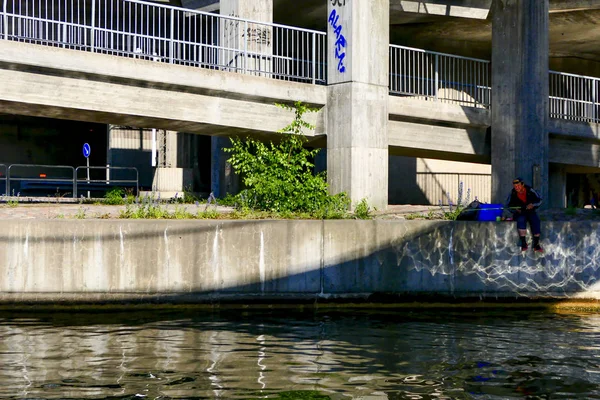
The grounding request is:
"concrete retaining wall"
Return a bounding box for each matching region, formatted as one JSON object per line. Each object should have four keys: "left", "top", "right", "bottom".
{"left": 1, "top": 220, "right": 599, "bottom": 302}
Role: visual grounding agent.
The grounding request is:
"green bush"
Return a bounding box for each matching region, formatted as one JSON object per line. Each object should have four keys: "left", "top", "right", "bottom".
{"left": 224, "top": 101, "right": 349, "bottom": 217}
{"left": 217, "top": 193, "right": 237, "bottom": 207}
{"left": 104, "top": 188, "right": 125, "bottom": 205}
{"left": 353, "top": 198, "right": 374, "bottom": 219}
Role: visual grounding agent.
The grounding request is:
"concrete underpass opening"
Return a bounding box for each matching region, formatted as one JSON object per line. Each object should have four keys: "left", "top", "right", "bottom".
{"left": 0, "top": 115, "right": 214, "bottom": 198}
{"left": 0, "top": 114, "right": 107, "bottom": 196}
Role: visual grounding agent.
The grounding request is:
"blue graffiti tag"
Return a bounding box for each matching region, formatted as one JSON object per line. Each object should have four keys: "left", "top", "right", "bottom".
{"left": 328, "top": 9, "right": 347, "bottom": 73}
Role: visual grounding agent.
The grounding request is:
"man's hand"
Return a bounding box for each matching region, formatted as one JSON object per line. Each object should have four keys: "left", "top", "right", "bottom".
{"left": 526, "top": 203, "right": 534, "bottom": 210}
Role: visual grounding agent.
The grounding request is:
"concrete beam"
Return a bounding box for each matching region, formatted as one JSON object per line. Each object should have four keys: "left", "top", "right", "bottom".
{"left": 550, "top": 136, "right": 600, "bottom": 167}
{"left": 6, "top": 33, "right": 600, "bottom": 174}
{"left": 0, "top": 68, "right": 324, "bottom": 139}
{"left": 180, "top": 0, "right": 219, "bottom": 12}
{"left": 389, "top": 96, "right": 490, "bottom": 127}
{"left": 0, "top": 41, "right": 326, "bottom": 138}
{"left": 0, "top": 41, "right": 326, "bottom": 108}
{"left": 391, "top": 0, "right": 492, "bottom": 19}
{"left": 388, "top": 120, "right": 490, "bottom": 159}
{"left": 549, "top": 0, "right": 600, "bottom": 13}
{"left": 382, "top": 118, "right": 600, "bottom": 168}
{"left": 549, "top": 118, "right": 600, "bottom": 141}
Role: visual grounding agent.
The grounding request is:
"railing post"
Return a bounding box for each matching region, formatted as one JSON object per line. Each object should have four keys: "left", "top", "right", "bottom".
{"left": 593, "top": 79, "right": 598, "bottom": 123}
{"left": 169, "top": 9, "right": 174, "bottom": 64}
{"left": 434, "top": 54, "right": 439, "bottom": 100}
{"left": 389, "top": 46, "right": 393, "bottom": 93}
{"left": 2, "top": 0, "right": 7, "bottom": 40}
{"left": 6, "top": 164, "right": 10, "bottom": 197}
{"left": 90, "top": 0, "right": 96, "bottom": 52}
{"left": 243, "top": 20, "right": 247, "bottom": 73}
{"left": 311, "top": 33, "right": 316, "bottom": 85}
{"left": 5, "top": 165, "right": 12, "bottom": 196}
{"left": 73, "top": 168, "right": 77, "bottom": 198}
{"left": 62, "top": 23, "right": 67, "bottom": 48}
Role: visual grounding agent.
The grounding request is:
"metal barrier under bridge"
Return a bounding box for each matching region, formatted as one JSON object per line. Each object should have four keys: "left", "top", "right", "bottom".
{"left": 0, "top": 163, "right": 138, "bottom": 198}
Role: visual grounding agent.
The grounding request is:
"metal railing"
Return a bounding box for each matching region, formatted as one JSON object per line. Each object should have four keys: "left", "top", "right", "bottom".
{"left": 550, "top": 70, "right": 600, "bottom": 124}
{"left": 0, "top": 163, "right": 139, "bottom": 198}
{"left": 0, "top": 0, "right": 327, "bottom": 84}
{"left": 5, "top": 164, "right": 76, "bottom": 197}
{"left": 389, "top": 45, "right": 491, "bottom": 109}
{"left": 0, "top": 164, "right": 6, "bottom": 195}
{"left": 416, "top": 172, "right": 491, "bottom": 205}
{"left": 4, "top": 1, "right": 600, "bottom": 122}
{"left": 75, "top": 165, "right": 138, "bottom": 198}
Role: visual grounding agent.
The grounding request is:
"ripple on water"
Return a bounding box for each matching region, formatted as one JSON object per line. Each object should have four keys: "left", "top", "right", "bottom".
{"left": 0, "top": 310, "right": 598, "bottom": 398}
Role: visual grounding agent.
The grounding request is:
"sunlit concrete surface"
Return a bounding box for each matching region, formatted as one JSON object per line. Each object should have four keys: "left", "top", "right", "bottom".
{"left": 3, "top": 40, "right": 600, "bottom": 172}
{"left": 1, "top": 219, "right": 600, "bottom": 303}
{"left": 0, "top": 40, "right": 327, "bottom": 139}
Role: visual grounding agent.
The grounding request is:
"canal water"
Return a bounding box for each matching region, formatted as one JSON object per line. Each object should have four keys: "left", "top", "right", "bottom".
{"left": 0, "top": 309, "right": 599, "bottom": 399}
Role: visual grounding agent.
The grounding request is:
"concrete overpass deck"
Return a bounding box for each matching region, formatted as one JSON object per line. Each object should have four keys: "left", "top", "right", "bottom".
{"left": 2, "top": 40, "right": 600, "bottom": 170}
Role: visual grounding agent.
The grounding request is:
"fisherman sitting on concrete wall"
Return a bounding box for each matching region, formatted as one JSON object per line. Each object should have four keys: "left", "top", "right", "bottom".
{"left": 506, "top": 177, "right": 543, "bottom": 253}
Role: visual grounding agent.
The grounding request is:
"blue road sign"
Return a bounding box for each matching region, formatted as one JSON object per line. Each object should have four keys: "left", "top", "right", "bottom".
{"left": 83, "top": 143, "right": 91, "bottom": 158}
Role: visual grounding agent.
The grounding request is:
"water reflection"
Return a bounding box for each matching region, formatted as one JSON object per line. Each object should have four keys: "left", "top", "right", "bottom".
{"left": 0, "top": 310, "right": 599, "bottom": 399}
{"left": 399, "top": 222, "right": 600, "bottom": 297}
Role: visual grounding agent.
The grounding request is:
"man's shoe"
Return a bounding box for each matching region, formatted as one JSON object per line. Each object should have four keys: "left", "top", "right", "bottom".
{"left": 521, "top": 244, "right": 528, "bottom": 252}
{"left": 534, "top": 245, "right": 544, "bottom": 253}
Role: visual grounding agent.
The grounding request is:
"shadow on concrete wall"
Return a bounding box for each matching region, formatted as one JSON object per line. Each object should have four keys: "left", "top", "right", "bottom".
{"left": 389, "top": 156, "right": 424, "bottom": 205}
{"left": 387, "top": 100, "right": 491, "bottom": 205}
{"left": 1, "top": 220, "right": 599, "bottom": 304}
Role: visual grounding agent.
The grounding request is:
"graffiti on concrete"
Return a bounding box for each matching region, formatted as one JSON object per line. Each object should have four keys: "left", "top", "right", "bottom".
{"left": 224, "top": 13, "right": 240, "bottom": 35}
{"left": 224, "top": 14, "right": 271, "bottom": 46}
{"left": 328, "top": 9, "right": 347, "bottom": 73}
{"left": 243, "top": 27, "right": 271, "bottom": 45}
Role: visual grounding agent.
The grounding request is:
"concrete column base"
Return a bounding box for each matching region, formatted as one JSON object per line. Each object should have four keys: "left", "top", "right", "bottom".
{"left": 211, "top": 136, "right": 239, "bottom": 198}
{"left": 152, "top": 167, "right": 193, "bottom": 198}
{"left": 327, "top": 82, "right": 389, "bottom": 210}
{"left": 328, "top": 147, "right": 388, "bottom": 210}
{"left": 549, "top": 163, "right": 567, "bottom": 208}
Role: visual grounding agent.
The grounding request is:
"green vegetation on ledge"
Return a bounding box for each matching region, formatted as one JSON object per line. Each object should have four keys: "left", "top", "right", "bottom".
{"left": 224, "top": 101, "right": 350, "bottom": 218}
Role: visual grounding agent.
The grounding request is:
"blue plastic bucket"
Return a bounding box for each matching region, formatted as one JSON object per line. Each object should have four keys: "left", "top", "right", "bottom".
{"left": 477, "top": 204, "right": 503, "bottom": 221}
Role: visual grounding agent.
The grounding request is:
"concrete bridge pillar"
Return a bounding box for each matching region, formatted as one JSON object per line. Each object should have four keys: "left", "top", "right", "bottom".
{"left": 491, "top": 0, "right": 549, "bottom": 205}
{"left": 219, "top": 0, "right": 273, "bottom": 77}
{"left": 326, "top": 0, "right": 389, "bottom": 210}
{"left": 211, "top": 0, "right": 273, "bottom": 197}
{"left": 152, "top": 130, "right": 195, "bottom": 197}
